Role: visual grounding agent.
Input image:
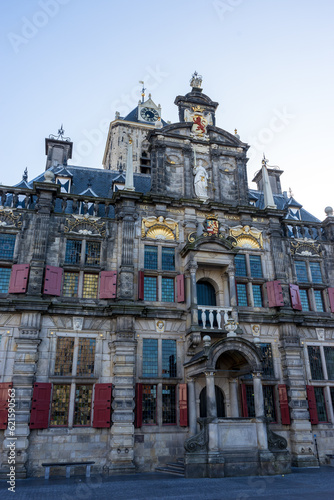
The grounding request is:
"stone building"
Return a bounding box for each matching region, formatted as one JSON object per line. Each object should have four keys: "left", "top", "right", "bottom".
{"left": 1, "top": 74, "right": 334, "bottom": 479}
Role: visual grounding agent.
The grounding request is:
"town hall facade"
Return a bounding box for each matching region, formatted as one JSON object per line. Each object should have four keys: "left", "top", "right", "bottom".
{"left": 0, "top": 74, "right": 334, "bottom": 478}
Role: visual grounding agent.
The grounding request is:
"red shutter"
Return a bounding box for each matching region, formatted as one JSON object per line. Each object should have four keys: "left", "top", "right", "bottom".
{"left": 29, "top": 383, "right": 52, "bottom": 429}
{"left": 176, "top": 275, "right": 185, "bottom": 303}
{"left": 135, "top": 383, "right": 143, "bottom": 428}
{"left": 266, "top": 281, "right": 276, "bottom": 307}
{"left": 99, "top": 271, "right": 117, "bottom": 299}
{"left": 92, "top": 383, "right": 112, "bottom": 428}
{"left": 328, "top": 288, "right": 334, "bottom": 313}
{"left": 179, "top": 383, "right": 188, "bottom": 426}
{"left": 306, "top": 385, "right": 318, "bottom": 425}
{"left": 0, "top": 382, "right": 13, "bottom": 429}
{"left": 278, "top": 384, "right": 291, "bottom": 425}
{"left": 43, "top": 266, "right": 63, "bottom": 296}
{"left": 138, "top": 271, "right": 144, "bottom": 300}
{"left": 8, "top": 264, "right": 30, "bottom": 294}
{"left": 267, "top": 280, "right": 284, "bottom": 307}
{"left": 241, "top": 383, "right": 248, "bottom": 417}
{"left": 289, "top": 284, "right": 302, "bottom": 310}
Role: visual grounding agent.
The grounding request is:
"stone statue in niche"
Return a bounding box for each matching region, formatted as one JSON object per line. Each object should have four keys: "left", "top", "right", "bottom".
{"left": 193, "top": 160, "right": 208, "bottom": 200}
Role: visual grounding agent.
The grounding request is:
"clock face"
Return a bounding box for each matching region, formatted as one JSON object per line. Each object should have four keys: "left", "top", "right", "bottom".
{"left": 140, "top": 107, "right": 159, "bottom": 122}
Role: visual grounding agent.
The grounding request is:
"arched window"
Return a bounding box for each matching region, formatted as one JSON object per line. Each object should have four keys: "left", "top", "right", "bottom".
{"left": 199, "top": 386, "right": 225, "bottom": 418}
{"left": 197, "top": 280, "right": 216, "bottom": 327}
{"left": 197, "top": 280, "right": 216, "bottom": 306}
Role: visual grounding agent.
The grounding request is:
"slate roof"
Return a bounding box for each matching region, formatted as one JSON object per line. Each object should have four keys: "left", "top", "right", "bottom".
{"left": 248, "top": 189, "right": 320, "bottom": 222}
{"left": 24, "top": 165, "right": 151, "bottom": 198}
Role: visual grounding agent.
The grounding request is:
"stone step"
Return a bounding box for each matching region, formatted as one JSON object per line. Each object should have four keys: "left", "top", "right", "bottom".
{"left": 155, "top": 458, "right": 185, "bottom": 476}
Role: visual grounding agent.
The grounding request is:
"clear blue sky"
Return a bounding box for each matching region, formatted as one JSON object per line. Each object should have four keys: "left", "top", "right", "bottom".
{"left": 1, "top": 0, "right": 333, "bottom": 219}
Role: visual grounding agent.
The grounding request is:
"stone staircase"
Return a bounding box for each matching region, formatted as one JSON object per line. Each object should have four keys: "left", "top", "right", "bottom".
{"left": 155, "top": 458, "right": 185, "bottom": 476}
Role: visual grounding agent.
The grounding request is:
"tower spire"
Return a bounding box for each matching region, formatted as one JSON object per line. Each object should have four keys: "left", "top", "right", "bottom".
{"left": 262, "top": 154, "right": 276, "bottom": 209}
{"left": 139, "top": 81, "right": 146, "bottom": 103}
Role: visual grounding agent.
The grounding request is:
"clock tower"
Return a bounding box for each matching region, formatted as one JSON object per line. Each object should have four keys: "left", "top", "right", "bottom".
{"left": 138, "top": 85, "right": 161, "bottom": 124}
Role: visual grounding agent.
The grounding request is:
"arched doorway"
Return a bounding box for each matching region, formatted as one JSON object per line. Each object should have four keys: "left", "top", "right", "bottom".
{"left": 197, "top": 280, "right": 216, "bottom": 327}
{"left": 199, "top": 386, "right": 225, "bottom": 418}
{"left": 197, "top": 280, "right": 216, "bottom": 307}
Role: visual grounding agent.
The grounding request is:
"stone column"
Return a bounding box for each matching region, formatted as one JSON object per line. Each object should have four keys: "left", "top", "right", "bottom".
{"left": 229, "top": 378, "right": 239, "bottom": 417}
{"left": 253, "top": 372, "right": 264, "bottom": 418}
{"left": 187, "top": 378, "right": 197, "bottom": 435}
{"left": 205, "top": 372, "right": 217, "bottom": 418}
{"left": 109, "top": 316, "right": 136, "bottom": 472}
{"left": 253, "top": 372, "right": 268, "bottom": 450}
{"left": 1, "top": 313, "right": 42, "bottom": 478}
{"left": 279, "top": 324, "right": 318, "bottom": 467}
{"left": 188, "top": 261, "right": 198, "bottom": 326}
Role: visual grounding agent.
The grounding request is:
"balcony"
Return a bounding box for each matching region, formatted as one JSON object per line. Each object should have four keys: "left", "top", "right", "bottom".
{"left": 198, "top": 306, "right": 233, "bottom": 330}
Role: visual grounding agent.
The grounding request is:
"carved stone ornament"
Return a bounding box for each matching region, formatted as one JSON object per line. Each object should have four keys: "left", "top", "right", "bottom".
{"left": 142, "top": 216, "right": 179, "bottom": 240}
{"left": 266, "top": 420, "right": 288, "bottom": 451}
{"left": 155, "top": 320, "right": 165, "bottom": 333}
{"left": 73, "top": 316, "right": 84, "bottom": 331}
{"left": 225, "top": 319, "right": 239, "bottom": 338}
{"left": 65, "top": 215, "right": 106, "bottom": 236}
{"left": 290, "top": 241, "right": 321, "bottom": 257}
{"left": 316, "top": 328, "right": 325, "bottom": 341}
{"left": 184, "top": 418, "right": 209, "bottom": 453}
{"left": 0, "top": 209, "right": 22, "bottom": 228}
{"left": 229, "top": 225, "right": 263, "bottom": 249}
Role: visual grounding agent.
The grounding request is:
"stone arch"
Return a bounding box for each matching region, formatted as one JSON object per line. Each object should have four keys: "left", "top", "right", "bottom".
{"left": 208, "top": 338, "right": 262, "bottom": 373}
{"left": 199, "top": 385, "right": 225, "bottom": 418}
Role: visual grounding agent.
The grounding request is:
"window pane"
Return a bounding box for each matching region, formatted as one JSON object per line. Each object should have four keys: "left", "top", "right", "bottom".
{"left": 263, "top": 385, "right": 276, "bottom": 422}
{"left": 85, "top": 241, "right": 101, "bottom": 266}
{"left": 310, "top": 262, "right": 322, "bottom": 283}
{"left": 236, "top": 283, "right": 248, "bottom": 306}
{"left": 162, "top": 385, "right": 176, "bottom": 424}
{"left": 260, "top": 344, "right": 275, "bottom": 378}
{"left": 0, "top": 267, "right": 11, "bottom": 293}
{"left": 252, "top": 285, "right": 263, "bottom": 307}
{"left": 314, "top": 290, "right": 324, "bottom": 312}
{"left": 162, "top": 340, "right": 177, "bottom": 377}
{"left": 235, "top": 255, "right": 247, "bottom": 277}
{"left": 73, "top": 385, "right": 92, "bottom": 426}
{"left": 77, "top": 338, "right": 96, "bottom": 376}
{"left": 324, "top": 347, "right": 334, "bottom": 380}
{"left": 54, "top": 337, "right": 74, "bottom": 375}
{"left": 142, "top": 339, "right": 158, "bottom": 377}
{"left": 308, "top": 346, "right": 324, "bottom": 380}
{"left": 330, "top": 387, "right": 334, "bottom": 410}
{"left": 65, "top": 240, "right": 82, "bottom": 265}
{"left": 144, "top": 246, "right": 158, "bottom": 270}
{"left": 314, "top": 387, "right": 327, "bottom": 422}
{"left": 250, "top": 255, "right": 263, "bottom": 278}
{"left": 50, "top": 385, "right": 70, "bottom": 426}
{"left": 63, "top": 272, "right": 79, "bottom": 297}
{"left": 144, "top": 276, "right": 157, "bottom": 301}
{"left": 82, "top": 274, "right": 99, "bottom": 298}
{"left": 0, "top": 234, "right": 16, "bottom": 260}
{"left": 246, "top": 385, "right": 255, "bottom": 417}
{"left": 142, "top": 384, "right": 157, "bottom": 424}
{"left": 295, "top": 261, "right": 308, "bottom": 282}
{"left": 161, "top": 277, "right": 174, "bottom": 302}
{"left": 299, "top": 289, "right": 310, "bottom": 311}
{"left": 162, "top": 247, "right": 175, "bottom": 271}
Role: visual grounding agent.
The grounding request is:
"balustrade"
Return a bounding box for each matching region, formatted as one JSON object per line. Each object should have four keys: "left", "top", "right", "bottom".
{"left": 0, "top": 186, "right": 114, "bottom": 218}
{"left": 198, "top": 306, "right": 232, "bottom": 330}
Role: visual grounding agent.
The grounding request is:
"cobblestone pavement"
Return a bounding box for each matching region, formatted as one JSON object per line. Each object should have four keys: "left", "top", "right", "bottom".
{"left": 1, "top": 467, "right": 333, "bottom": 500}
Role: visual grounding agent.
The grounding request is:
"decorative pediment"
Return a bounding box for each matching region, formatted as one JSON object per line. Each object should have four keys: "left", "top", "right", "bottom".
{"left": 229, "top": 225, "right": 263, "bottom": 249}
{"left": 0, "top": 209, "right": 22, "bottom": 228}
{"left": 290, "top": 241, "right": 321, "bottom": 256}
{"left": 141, "top": 216, "right": 179, "bottom": 240}
{"left": 64, "top": 215, "right": 105, "bottom": 236}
